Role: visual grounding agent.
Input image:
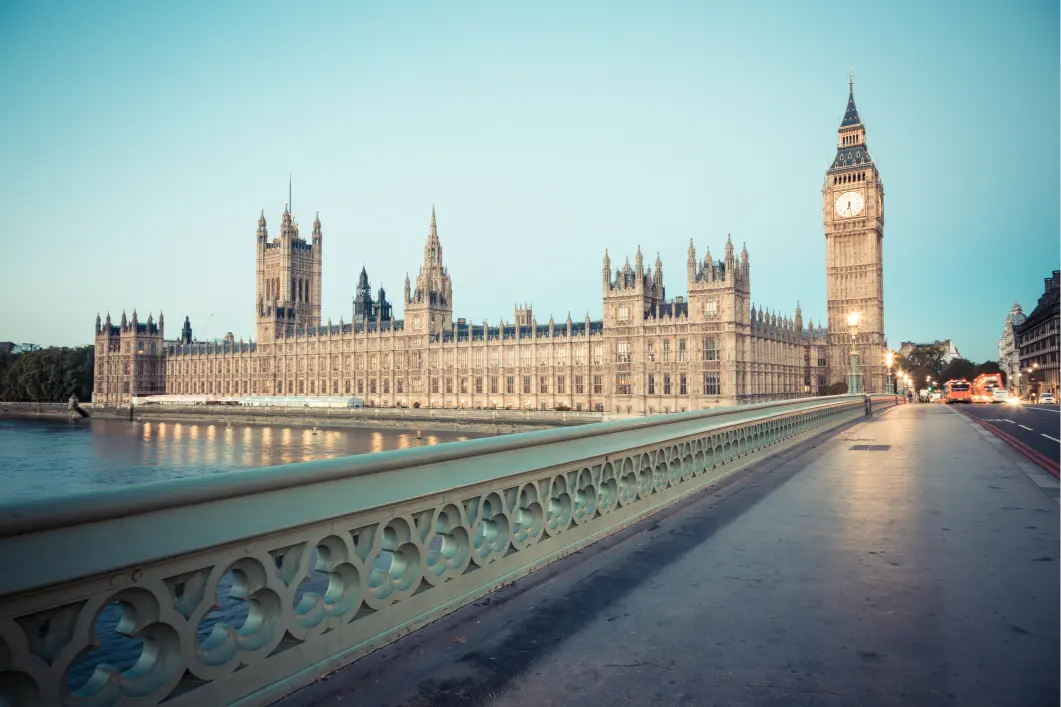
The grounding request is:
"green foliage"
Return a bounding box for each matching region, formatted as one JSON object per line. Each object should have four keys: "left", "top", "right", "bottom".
{"left": 824, "top": 381, "right": 848, "bottom": 395}
{"left": 895, "top": 345, "right": 946, "bottom": 381}
{"left": 0, "top": 346, "right": 94, "bottom": 402}
{"left": 974, "top": 360, "right": 1004, "bottom": 384}
{"left": 555, "top": 403, "right": 571, "bottom": 411}
{"left": 940, "top": 357, "right": 978, "bottom": 384}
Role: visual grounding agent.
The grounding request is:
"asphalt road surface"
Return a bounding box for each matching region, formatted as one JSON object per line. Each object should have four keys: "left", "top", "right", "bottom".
{"left": 957, "top": 402, "right": 1059, "bottom": 465}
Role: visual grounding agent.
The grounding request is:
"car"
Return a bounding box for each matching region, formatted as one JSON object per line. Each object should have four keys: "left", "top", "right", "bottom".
{"left": 992, "top": 389, "right": 1009, "bottom": 403}
{"left": 1040, "top": 393, "right": 1056, "bottom": 404}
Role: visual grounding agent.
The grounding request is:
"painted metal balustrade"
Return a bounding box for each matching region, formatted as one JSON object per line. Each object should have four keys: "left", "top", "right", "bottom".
{"left": 0, "top": 394, "right": 898, "bottom": 707}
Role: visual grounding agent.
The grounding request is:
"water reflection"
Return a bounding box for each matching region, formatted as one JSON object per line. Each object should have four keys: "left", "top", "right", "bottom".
{"left": 0, "top": 418, "right": 489, "bottom": 504}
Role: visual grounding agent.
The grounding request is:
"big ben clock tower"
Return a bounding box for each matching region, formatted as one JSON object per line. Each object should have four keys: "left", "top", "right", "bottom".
{"left": 823, "top": 73, "right": 885, "bottom": 392}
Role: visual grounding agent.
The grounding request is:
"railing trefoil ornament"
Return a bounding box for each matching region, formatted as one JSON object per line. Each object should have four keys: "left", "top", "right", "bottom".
{"left": 0, "top": 395, "right": 898, "bottom": 707}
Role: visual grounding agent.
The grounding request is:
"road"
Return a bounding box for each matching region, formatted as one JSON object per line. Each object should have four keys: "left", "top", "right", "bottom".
{"left": 957, "top": 402, "right": 1060, "bottom": 468}
{"left": 278, "top": 404, "right": 1060, "bottom": 707}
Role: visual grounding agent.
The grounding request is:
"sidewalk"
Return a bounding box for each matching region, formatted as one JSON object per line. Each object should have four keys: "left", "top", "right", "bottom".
{"left": 278, "top": 404, "right": 1060, "bottom": 707}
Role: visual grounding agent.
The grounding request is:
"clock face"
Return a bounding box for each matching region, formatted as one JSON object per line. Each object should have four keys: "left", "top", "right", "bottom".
{"left": 834, "top": 190, "right": 865, "bottom": 218}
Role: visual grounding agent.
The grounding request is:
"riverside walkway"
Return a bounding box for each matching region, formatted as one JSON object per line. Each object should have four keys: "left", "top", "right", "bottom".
{"left": 279, "top": 404, "right": 1060, "bottom": 707}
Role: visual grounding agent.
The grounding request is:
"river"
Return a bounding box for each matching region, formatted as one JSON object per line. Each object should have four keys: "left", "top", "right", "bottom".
{"left": 0, "top": 416, "right": 491, "bottom": 692}
{"left": 0, "top": 417, "right": 485, "bottom": 503}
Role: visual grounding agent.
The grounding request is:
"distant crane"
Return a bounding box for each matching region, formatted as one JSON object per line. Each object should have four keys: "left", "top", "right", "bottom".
{"left": 201, "top": 314, "right": 215, "bottom": 340}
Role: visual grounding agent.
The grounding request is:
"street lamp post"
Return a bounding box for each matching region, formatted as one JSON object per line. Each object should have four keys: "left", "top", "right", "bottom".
{"left": 847, "top": 312, "right": 863, "bottom": 394}
{"left": 885, "top": 351, "right": 894, "bottom": 394}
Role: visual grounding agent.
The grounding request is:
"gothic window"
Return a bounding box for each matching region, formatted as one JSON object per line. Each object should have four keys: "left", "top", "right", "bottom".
{"left": 523, "top": 376, "right": 531, "bottom": 394}
{"left": 291, "top": 278, "right": 296, "bottom": 300}
{"left": 647, "top": 342, "right": 655, "bottom": 361}
{"left": 663, "top": 340, "right": 671, "bottom": 362}
{"left": 703, "top": 373, "right": 720, "bottom": 395}
{"left": 345, "top": 381, "right": 351, "bottom": 394}
{"left": 397, "top": 379, "right": 404, "bottom": 393}
{"left": 648, "top": 374, "right": 655, "bottom": 395}
{"left": 460, "top": 378, "right": 468, "bottom": 394}
{"left": 575, "top": 375, "right": 584, "bottom": 394}
{"left": 357, "top": 380, "right": 364, "bottom": 394}
{"left": 333, "top": 381, "right": 339, "bottom": 394}
{"left": 704, "top": 300, "right": 718, "bottom": 317}
{"left": 539, "top": 376, "right": 548, "bottom": 394}
{"left": 556, "top": 376, "right": 565, "bottom": 394}
{"left": 616, "top": 341, "right": 631, "bottom": 363}
{"left": 506, "top": 376, "right": 515, "bottom": 394}
{"left": 431, "top": 247, "right": 436, "bottom": 264}
{"left": 490, "top": 376, "right": 498, "bottom": 394}
{"left": 506, "top": 349, "right": 515, "bottom": 366}
{"left": 703, "top": 336, "right": 719, "bottom": 361}
{"left": 475, "top": 377, "right": 484, "bottom": 394}
{"left": 680, "top": 374, "right": 687, "bottom": 395}
{"left": 431, "top": 378, "right": 439, "bottom": 394}
{"left": 679, "top": 339, "right": 687, "bottom": 362}
{"left": 370, "top": 380, "right": 377, "bottom": 394}
{"left": 615, "top": 374, "right": 631, "bottom": 395}
{"left": 383, "top": 379, "right": 390, "bottom": 394}
{"left": 557, "top": 347, "right": 567, "bottom": 366}
{"left": 618, "top": 304, "right": 629, "bottom": 322}
{"left": 593, "top": 375, "right": 602, "bottom": 394}
{"left": 663, "top": 375, "right": 671, "bottom": 395}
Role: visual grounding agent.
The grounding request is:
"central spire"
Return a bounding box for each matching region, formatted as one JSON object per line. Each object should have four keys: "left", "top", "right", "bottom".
{"left": 841, "top": 69, "right": 862, "bottom": 127}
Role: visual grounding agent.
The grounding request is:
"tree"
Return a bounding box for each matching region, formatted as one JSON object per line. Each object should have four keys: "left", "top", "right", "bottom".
{"left": 824, "top": 381, "right": 848, "bottom": 395}
{"left": 897, "top": 345, "right": 947, "bottom": 381}
{"left": 0, "top": 346, "right": 94, "bottom": 402}
{"left": 974, "top": 360, "right": 1004, "bottom": 385}
{"left": 940, "top": 357, "right": 978, "bottom": 383}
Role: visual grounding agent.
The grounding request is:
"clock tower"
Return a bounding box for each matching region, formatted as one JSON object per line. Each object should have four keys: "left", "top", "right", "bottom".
{"left": 823, "top": 73, "right": 886, "bottom": 393}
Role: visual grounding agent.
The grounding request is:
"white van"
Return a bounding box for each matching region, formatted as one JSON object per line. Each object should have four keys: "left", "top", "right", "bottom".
{"left": 991, "top": 389, "right": 1009, "bottom": 404}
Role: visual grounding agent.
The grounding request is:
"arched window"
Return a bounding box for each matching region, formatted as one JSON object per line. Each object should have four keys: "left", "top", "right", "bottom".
{"left": 306, "top": 284, "right": 311, "bottom": 304}
{"left": 291, "top": 278, "right": 296, "bottom": 301}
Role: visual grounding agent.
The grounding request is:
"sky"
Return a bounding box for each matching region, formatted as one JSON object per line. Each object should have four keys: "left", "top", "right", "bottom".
{"left": 0, "top": 1, "right": 1057, "bottom": 363}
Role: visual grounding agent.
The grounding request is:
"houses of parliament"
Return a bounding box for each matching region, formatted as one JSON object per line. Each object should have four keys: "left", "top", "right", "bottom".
{"left": 92, "top": 82, "right": 888, "bottom": 413}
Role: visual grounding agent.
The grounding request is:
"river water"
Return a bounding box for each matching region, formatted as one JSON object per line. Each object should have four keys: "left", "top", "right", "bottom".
{"left": 0, "top": 416, "right": 490, "bottom": 692}
{"left": 0, "top": 417, "right": 484, "bottom": 503}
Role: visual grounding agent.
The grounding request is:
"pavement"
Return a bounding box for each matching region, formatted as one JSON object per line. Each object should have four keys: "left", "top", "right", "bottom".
{"left": 277, "top": 403, "right": 1060, "bottom": 707}
{"left": 956, "top": 403, "right": 1059, "bottom": 473}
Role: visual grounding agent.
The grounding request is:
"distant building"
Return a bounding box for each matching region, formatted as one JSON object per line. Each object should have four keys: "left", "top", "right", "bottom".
{"left": 1015, "top": 270, "right": 1059, "bottom": 400}
{"left": 898, "top": 339, "right": 962, "bottom": 364}
{"left": 0, "top": 342, "right": 40, "bottom": 355}
{"left": 92, "top": 81, "right": 890, "bottom": 410}
{"left": 997, "top": 302, "right": 1026, "bottom": 392}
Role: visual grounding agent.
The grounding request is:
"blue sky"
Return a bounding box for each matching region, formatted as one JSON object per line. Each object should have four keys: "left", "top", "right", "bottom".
{"left": 1, "top": 0, "right": 1057, "bottom": 362}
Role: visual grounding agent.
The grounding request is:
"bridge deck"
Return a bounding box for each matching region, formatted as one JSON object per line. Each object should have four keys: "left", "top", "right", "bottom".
{"left": 276, "top": 404, "right": 1060, "bottom": 707}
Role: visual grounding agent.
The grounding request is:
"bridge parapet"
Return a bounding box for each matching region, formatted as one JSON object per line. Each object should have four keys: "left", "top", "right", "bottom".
{"left": 0, "top": 394, "right": 898, "bottom": 707}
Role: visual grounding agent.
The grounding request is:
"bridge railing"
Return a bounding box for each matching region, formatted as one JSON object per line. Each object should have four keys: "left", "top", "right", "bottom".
{"left": 0, "top": 394, "right": 898, "bottom": 707}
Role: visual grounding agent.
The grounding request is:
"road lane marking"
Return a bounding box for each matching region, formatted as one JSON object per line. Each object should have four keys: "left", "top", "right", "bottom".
{"left": 1043, "top": 434, "right": 1060, "bottom": 443}
{"left": 1019, "top": 425, "right": 1033, "bottom": 431}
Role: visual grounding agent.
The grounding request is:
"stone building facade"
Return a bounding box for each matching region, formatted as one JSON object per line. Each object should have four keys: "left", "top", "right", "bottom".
{"left": 92, "top": 82, "right": 887, "bottom": 412}
{"left": 823, "top": 74, "right": 887, "bottom": 393}
{"left": 1016, "top": 270, "right": 1060, "bottom": 400}
{"left": 997, "top": 303, "right": 1026, "bottom": 392}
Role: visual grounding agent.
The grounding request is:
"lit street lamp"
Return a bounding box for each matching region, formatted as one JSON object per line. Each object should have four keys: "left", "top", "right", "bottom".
{"left": 885, "top": 351, "right": 895, "bottom": 394}
{"left": 847, "top": 312, "right": 863, "bottom": 394}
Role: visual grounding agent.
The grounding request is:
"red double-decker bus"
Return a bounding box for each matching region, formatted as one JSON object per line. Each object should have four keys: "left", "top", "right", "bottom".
{"left": 971, "top": 373, "right": 1004, "bottom": 403}
{"left": 944, "top": 379, "right": 972, "bottom": 404}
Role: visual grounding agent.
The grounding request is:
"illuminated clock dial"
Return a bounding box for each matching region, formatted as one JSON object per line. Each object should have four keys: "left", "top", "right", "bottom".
{"left": 834, "top": 190, "right": 865, "bottom": 218}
